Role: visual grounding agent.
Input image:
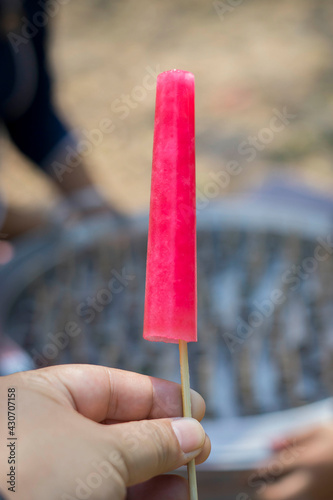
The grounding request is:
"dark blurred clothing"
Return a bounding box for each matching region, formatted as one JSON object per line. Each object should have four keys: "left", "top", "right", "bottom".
{"left": 0, "top": 0, "right": 72, "bottom": 375}
{"left": 0, "top": 0, "right": 71, "bottom": 172}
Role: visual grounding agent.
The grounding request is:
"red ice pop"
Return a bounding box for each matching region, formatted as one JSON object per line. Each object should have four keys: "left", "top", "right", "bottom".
{"left": 143, "top": 69, "right": 197, "bottom": 344}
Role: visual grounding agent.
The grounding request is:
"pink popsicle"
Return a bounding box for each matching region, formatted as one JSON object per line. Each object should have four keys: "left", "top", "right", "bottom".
{"left": 143, "top": 69, "right": 197, "bottom": 343}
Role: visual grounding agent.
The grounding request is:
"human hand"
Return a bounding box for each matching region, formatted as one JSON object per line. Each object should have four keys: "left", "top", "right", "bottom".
{"left": 0, "top": 365, "right": 210, "bottom": 500}
{"left": 249, "top": 423, "right": 333, "bottom": 500}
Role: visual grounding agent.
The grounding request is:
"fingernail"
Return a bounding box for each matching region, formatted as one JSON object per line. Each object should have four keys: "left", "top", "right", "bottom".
{"left": 190, "top": 389, "right": 206, "bottom": 419}
{"left": 171, "top": 418, "right": 205, "bottom": 454}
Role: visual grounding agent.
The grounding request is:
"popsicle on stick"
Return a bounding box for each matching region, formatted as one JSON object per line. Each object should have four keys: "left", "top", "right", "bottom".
{"left": 143, "top": 69, "right": 198, "bottom": 500}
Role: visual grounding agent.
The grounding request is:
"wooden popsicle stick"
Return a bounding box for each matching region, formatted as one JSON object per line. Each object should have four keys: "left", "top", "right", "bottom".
{"left": 179, "top": 340, "right": 199, "bottom": 500}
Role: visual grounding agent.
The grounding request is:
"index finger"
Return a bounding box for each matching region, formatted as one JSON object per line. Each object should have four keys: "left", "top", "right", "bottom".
{"left": 272, "top": 427, "right": 319, "bottom": 452}
{"left": 29, "top": 364, "right": 206, "bottom": 423}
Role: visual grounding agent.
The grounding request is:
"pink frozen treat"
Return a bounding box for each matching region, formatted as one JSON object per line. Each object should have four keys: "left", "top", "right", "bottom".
{"left": 143, "top": 69, "right": 197, "bottom": 343}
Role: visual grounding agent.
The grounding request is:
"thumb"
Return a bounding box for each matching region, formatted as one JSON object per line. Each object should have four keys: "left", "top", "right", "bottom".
{"left": 107, "top": 417, "right": 206, "bottom": 487}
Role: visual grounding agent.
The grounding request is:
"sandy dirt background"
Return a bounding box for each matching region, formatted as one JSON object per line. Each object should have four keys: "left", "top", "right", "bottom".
{"left": 1, "top": 0, "right": 333, "bottom": 214}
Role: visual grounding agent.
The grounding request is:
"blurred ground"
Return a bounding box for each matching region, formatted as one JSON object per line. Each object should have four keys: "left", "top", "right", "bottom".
{"left": 1, "top": 0, "right": 333, "bottom": 214}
